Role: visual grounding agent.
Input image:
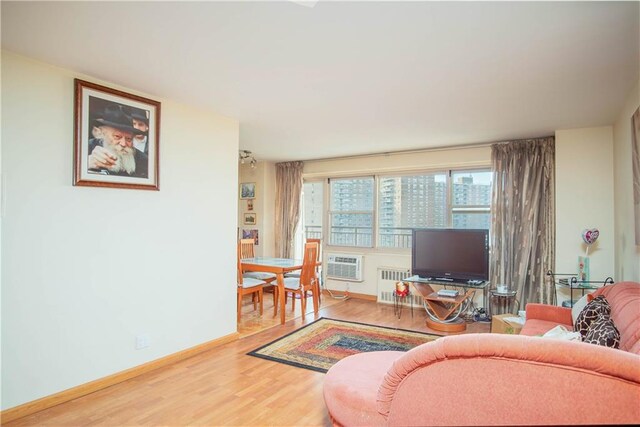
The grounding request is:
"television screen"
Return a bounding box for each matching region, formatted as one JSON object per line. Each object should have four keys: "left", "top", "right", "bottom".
{"left": 411, "top": 228, "right": 489, "bottom": 282}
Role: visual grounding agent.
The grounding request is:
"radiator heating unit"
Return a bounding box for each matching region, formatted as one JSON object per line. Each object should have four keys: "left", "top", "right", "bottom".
{"left": 376, "top": 267, "right": 423, "bottom": 306}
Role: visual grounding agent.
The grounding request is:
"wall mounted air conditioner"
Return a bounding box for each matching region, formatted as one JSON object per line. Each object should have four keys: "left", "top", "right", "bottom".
{"left": 326, "top": 253, "right": 364, "bottom": 282}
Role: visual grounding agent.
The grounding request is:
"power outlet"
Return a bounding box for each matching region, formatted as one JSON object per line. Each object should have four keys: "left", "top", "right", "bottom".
{"left": 135, "top": 333, "right": 150, "bottom": 350}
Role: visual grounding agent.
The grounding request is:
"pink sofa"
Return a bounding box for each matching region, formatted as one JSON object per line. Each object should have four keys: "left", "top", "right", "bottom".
{"left": 323, "top": 282, "right": 640, "bottom": 426}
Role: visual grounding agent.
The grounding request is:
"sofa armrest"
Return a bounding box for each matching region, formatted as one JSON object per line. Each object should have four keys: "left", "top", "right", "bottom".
{"left": 376, "top": 334, "right": 640, "bottom": 426}
{"left": 525, "top": 303, "right": 573, "bottom": 324}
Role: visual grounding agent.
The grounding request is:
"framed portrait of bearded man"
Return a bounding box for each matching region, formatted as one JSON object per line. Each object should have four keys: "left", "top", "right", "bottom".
{"left": 74, "top": 79, "right": 160, "bottom": 190}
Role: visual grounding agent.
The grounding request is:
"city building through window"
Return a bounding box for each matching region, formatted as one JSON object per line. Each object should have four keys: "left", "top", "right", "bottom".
{"left": 301, "top": 169, "right": 492, "bottom": 249}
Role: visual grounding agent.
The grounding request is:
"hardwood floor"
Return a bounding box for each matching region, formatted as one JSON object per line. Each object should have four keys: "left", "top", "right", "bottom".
{"left": 237, "top": 290, "right": 344, "bottom": 338}
{"left": 5, "top": 297, "right": 490, "bottom": 427}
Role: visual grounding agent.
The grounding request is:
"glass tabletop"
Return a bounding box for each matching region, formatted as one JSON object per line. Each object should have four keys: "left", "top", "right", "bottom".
{"left": 404, "top": 275, "right": 489, "bottom": 289}
{"left": 242, "top": 257, "right": 303, "bottom": 267}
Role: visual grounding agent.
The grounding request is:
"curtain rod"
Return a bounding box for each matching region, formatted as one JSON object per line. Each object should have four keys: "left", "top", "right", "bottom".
{"left": 305, "top": 141, "right": 493, "bottom": 163}
{"left": 304, "top": 134, "right": 554, "bottom": 163}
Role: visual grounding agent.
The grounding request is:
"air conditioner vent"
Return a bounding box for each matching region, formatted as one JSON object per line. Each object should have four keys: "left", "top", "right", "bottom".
{"left": 326, "top": 253, "right": 364, "bottom": 282}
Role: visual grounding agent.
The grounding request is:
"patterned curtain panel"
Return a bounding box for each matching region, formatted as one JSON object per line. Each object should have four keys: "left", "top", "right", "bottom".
{"left": 491, "top": 137, "right": 556, "bottom": 306}
{"left": 275, "top": 161, "right": 304, "bottom": 258}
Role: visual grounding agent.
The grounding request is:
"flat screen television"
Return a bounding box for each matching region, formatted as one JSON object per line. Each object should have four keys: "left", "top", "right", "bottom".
{"left": 411, "top": 228, "right": 489, "bottom": 283}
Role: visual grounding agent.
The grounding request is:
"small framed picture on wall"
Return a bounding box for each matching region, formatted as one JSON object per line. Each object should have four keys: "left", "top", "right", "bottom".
{"left": 242, "top": 229, "right": 259, "bottom": 245}
{"left": 240, "top": 182, "right": 256, "bottom": 199}
{"left": 244, "top": 213, "right": 257, "bottom": 225}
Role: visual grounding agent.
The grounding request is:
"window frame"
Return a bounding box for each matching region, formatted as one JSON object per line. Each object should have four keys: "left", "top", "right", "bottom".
{"left": 449, "top": 169, "right": 493, "bottom": 230}
{"left": 307, "top": 167, "right": 492, "bottom": 251}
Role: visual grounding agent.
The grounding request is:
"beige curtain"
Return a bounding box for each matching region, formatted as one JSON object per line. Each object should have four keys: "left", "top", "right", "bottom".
{"left": 275, "top": 161, "right": 304, "bottom": 258}
{"left": 490, "top": 137, "right": 556, "bottom": 307}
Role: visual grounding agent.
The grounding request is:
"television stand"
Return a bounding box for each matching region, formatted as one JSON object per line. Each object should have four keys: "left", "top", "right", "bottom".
{"left": 423, "top": 289, "right": 473, "bottom": 332}
{"left": 404, "top": 276, "right": 490, "bottom": 332}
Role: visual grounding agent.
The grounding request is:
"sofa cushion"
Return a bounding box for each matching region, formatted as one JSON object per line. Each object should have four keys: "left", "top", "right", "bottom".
{"left": 574, "top": 295, "right": 611, "bottom": 337}
{"left": 593, "top": 282, "right": 640, "bottom": 355}
{"left": 584, "top": 313, "right": 620, "bottom": 348}
{"left": 521, "top": 318, "right": 573, "bottom": 336}
{"left": 571, "top": 294, "right": 590, "bottom": 324}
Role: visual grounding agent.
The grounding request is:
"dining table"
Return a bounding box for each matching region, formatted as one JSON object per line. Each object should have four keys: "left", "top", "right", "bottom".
{"left": 241, "top": 257, "right": 320, "bottom": 325}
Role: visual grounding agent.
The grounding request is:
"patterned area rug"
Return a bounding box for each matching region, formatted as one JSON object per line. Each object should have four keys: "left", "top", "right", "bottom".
{"left": 247, "top": 317, "right": 441, "bottom": 373}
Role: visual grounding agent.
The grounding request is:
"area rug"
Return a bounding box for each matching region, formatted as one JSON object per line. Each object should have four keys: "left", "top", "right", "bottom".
{"left": 247, "top": 317, "right": 441, "bottom": 373}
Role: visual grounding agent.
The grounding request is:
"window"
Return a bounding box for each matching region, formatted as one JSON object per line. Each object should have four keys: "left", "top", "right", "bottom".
{"left": 451, "top": 170, "right": 492, "bottom": 230}
{"left": 302, "top": 181, "right": 323, "bottom": 240}
{"left": 326, "top": 169, "right": 492, "bottom": 249}
{"left": 378, "top": 173, "right": 447, "bottom": 248}
{"left": 329, "top": 177, "right": 374, "bottom": 247}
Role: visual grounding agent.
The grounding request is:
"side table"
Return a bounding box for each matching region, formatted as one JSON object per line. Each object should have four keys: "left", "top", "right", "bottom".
{"left": 488, "top": 290, "right": 518, "bottom": 317}
{"left": 393, "top": 290, "right": 413, "bottom": 319}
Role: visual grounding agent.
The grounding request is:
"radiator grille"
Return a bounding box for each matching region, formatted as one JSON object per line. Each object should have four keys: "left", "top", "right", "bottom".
{"left": 376, "top": 267, "right": 422, "bottom": 306}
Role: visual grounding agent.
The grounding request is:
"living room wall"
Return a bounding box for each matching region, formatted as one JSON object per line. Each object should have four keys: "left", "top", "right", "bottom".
{"left": 613, "top": 78, "right": 640, "bottom": 281}
{"left": 555, "top": 127, "right": 615, "bottom": 303}
{"left": 303, "top": 134, "right": 623, "bottom": 305}
{"left": 1, "top": 52, "right": 239, "bottom": 410}
{"left": 238, "top": 162, "right": 276, "bottom": 257}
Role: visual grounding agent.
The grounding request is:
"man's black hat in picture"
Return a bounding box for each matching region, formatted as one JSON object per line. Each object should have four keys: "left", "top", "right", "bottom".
{"left": 94, "top": 105, "right": 143, "bottom": 135}
{"left": 130, "top": 107, "right": 150, "bottom": 126}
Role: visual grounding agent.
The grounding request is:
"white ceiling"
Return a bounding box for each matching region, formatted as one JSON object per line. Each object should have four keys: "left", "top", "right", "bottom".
{"left": 2, "top": 1, "right": 638, "bottom": 161}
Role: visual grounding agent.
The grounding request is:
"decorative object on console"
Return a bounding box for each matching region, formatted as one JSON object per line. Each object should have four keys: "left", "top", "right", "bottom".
{"left": 394, "top": 281, "right": 409, "bottom": 296}
{"left": 578, "top": 227, "right": 599, "bottom": 283}
{"left": 582, "top": 228, "right": 600, "bottom": 247}
{"left": 578, "top": 255, "right": 590, "bottom": 283}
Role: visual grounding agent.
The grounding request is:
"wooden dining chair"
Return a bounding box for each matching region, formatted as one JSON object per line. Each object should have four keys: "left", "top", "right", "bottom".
{"left": 239, "top": 238, "right": 278, "bottom": 314}
{"left": 237, "top": 243, "right": 264, "bottom": 323}
{"left": 285, "top": 238, "right": 322, "bottom": 304}
{"left": 239, "top": 238, "right": 256, "bottom": 259}
{"left": 282, "top": 242, "right": 319, "bottom": 320}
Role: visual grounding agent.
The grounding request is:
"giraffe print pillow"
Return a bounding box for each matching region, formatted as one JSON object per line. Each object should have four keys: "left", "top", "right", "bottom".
{"left": 574, "top": 295, "right": 611, "bottom": 338}
{"left": 583, "top": 313, "right": 620, "bottom": 349}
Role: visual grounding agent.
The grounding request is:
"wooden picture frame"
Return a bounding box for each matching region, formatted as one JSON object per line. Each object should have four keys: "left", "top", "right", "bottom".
{"left": 240, "top": 182, "right": 256, "bottom": 199}
{"left": 74, "top": 79, "right": 160, "bottom": 190}
{"left": 244, "top": 212, "right": 257, "bottom": 225}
